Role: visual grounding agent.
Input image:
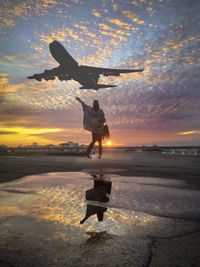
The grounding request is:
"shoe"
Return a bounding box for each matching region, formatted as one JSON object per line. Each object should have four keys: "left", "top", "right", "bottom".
{"left": 86, "top": 152, "right": 91, "bottom": 159}
{"left": 98, "top": 155, "right": 102, "bottom": 159}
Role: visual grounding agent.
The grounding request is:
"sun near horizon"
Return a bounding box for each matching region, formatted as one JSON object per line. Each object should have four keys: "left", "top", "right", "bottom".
{"left": 105, "top": 140, "right": 112, "bottom": 146}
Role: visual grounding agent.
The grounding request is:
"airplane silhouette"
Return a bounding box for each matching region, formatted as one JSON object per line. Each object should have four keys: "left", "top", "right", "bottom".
{"left": 27, "top": 40, "right": 144, "bottom": 90}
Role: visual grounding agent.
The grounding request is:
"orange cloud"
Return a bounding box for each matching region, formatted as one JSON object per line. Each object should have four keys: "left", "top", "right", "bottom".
{"left": 99, "top": 23, "right": 115, "bottom": 31}
{"left": 39, "top": 27, "right": 84, "bottom": 45}
{"left": 91, "top": 10, "right": 101, "bottom": 18}
{"left": 107, "top": 18, "right": 133, "bottom": 28}
{"left": 122, "top": 11, "right": 145, "bottom": 25}
{"left": 74, "top": 24, "right": 97, "bottom": 39}
{"left": 164, "top": 35, "right": 200, "bottom": 50}
{"left": 0, "top": 74, "right": 9, "bottom": 89}
{"left": 0, "top": 126, "right": 63, "bottom": 146}
{"left": 100, "top": 30, "right": 127, "bottom": 42}
{"left": 0, "top": 0, "right": 59, "bottom": 30}
{"left": 0, "top": 126, "right": 90, "bottom": 146}
{"left": 177, "top": 131, "right": 200, "bottom": 135}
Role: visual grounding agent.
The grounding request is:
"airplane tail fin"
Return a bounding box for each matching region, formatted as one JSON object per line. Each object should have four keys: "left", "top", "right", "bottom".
{"left": 79, "top": 84, "right": 117, "bottom": 90}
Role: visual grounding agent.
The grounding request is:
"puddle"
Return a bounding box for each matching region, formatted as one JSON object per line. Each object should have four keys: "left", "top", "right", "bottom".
{"left": 0, "top": 172, "right": 200, "bottom": 266}
{"left": 1, "top": 172, "right": 199, "bottom": 221}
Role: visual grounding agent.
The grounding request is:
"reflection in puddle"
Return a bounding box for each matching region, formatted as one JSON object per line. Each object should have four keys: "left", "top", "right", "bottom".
{"left": 80, "top": 174, "right": 112, "bottom": 224}
{"left": 0, "top": 172, "right": 200, "bottom": 266}
{"left": 0, "top": 172, "right": 139, "bottom": 241}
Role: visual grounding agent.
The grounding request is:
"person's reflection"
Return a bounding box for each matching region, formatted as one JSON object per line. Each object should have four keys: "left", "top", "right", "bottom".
{"left": 80, "top": 174, "right": 112, "bottom": 224}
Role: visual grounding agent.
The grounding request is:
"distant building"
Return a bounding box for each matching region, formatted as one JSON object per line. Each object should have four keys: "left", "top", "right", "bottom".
{"left": 0, "top": 145, "right": 8, "bottom": 149}
{"left": 59, "top": 141, "right": 80, "bottom": 148}
{"left": 80, "top": 144, "right": 87, "bottom": 148}
{"left": 73, "top": 143, "right": 79, "bottom": 148}
{"left": 45, "top": 144, "right": 57, "bottom": 148}
{"left": 32, "top": 142, "right": 38, "bottom": 147}
{"left": 0, "top": 145, "right": 8, "bottom": 152}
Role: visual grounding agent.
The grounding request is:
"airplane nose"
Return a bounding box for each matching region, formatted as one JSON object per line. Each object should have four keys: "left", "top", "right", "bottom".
{"left": 49, "top": 40, "right": 78, "bottom": 67}
{"left": 49, "top": 40, "right": 61, "bottom": 55}
{"left": 49, "top": 40, "right": 58, "bottom": 48}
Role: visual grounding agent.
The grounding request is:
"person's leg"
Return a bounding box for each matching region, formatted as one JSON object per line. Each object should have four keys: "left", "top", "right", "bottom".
{"left": 98, "top": 135, "right": 103, "bottom": 159}
{"left": 86, "top": 141, "right": 94, "bottom": 157}
{"left": 86, "top": 133, "right": 96, "bottom": 157}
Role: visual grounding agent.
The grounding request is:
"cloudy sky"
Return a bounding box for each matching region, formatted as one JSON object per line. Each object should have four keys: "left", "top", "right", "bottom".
{"left": 0, "top": 0, "right": 199, "bottom": 146}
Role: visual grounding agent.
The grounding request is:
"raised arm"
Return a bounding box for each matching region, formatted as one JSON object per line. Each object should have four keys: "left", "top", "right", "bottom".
{"left": 76, "top": 97, "right": 84, "bottom": 105}
{"left": 76, "top": 97, "right": 91, "bottom": 113}
{"left": 76, "top": 97, "right": 88, "bottom": 110}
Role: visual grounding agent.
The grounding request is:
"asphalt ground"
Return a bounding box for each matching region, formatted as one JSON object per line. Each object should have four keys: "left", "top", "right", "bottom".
{"left": 0, "top": 151, "right": 200, "bottom": 266}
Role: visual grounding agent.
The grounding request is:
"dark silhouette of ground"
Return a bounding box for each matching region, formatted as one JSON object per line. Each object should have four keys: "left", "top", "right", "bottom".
{"left": 0, "top": 151, "right": 200, "bottom": 188}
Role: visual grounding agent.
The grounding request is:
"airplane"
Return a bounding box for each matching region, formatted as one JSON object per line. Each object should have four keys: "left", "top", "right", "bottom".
{"left": 27, "top": 40, "right": 144, "bottom": 90}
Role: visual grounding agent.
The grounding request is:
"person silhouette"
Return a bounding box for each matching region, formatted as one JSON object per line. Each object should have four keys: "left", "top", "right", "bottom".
{"left": 80, "top": 174, "right": 112, "bottom": 224}
{"left": 76, "top": 97, "right": 106, "bottom": 159}
{"left": 80, "top": 205, "right": 107, "bottom": 224}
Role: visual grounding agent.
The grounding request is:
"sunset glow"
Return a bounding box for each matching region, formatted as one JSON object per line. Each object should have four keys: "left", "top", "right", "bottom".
{"left": 0, "top": 0, "right": 199, "bottom": 146}
{"left": 178, "top": 131, "right": 200, "bottom": 135}
{"left": 0, "top": 126, "right": 63, "bottom": 146}
{"left": 105, "top": 140, "right": 113, "bottom": 146}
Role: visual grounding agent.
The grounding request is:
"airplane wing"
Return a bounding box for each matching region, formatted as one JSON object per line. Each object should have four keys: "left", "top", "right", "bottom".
{"left": 80, "top": 65, "right": 144, "bottom": 77}
{"left": 27, "top": 67, "right": 71, "bottom": 82}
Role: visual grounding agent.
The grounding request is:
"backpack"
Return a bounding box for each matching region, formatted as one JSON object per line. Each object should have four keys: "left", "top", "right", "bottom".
{"left": 103, "top": 124, "right": 110, "bottom": 139}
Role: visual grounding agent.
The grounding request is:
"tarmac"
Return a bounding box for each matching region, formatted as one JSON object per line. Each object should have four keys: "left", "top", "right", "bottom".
{"left": 0, "top": 150, "right": 200, "bottom": 266}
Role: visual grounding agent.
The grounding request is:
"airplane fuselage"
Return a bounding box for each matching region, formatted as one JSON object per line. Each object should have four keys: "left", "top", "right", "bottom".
{"left": 28, "top": 40, "right": 144, "bottom": 89}
{"left": 50, "top": 41, "right": 100, "bottom": 88}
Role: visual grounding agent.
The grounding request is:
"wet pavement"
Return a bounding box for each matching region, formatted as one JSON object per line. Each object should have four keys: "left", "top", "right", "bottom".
{"left": 0, "top": 171, "right": 200, "bottom": 266}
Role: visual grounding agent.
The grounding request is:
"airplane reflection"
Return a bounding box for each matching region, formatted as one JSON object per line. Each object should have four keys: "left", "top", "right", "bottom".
{"left": 80, "top": 174, "right": 112, "bottom": 224}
